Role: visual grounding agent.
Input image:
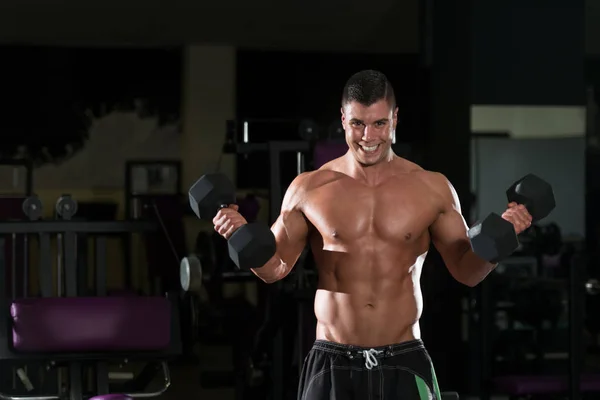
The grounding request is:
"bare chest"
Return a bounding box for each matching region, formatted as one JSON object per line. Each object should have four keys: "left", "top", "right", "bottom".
{"left": 303, "top": 178, "right": 442, "bottom": 245}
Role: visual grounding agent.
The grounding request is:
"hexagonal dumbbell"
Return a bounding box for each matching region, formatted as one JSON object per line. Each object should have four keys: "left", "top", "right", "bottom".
{"left": 468, "top": 174, "right": 555, "bottom": 263}
{"left": 187, "top": 173, "right": 276, "bottom": 273}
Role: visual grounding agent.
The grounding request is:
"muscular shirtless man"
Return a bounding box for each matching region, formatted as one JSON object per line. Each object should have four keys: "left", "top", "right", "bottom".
{"left": 213, "top": 70, "right": 533, "bottom": 399}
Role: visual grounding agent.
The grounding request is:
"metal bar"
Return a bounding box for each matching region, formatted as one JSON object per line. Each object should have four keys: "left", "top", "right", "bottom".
{"left": 0, "top": 237, "right": 8, "bottom": 340}
{"left": 76, "top": 235, "right": 88, "bottom": 296}
{"left": 68, "top": 363, "right": 82, "bottom": 400}
{"left": 569, "top": 253, "right": 584, "bottom": 400}
{"left": 56, "top": 233, "right": 63, "bottom": 297}
{"left": 22, "top": 235, "right": 28, "bottom": 297}
{"left": 94, "top": 236, "right": 109, "bottom": 394}
{"left": 63, "top": 231, "right": 77, "bottom": 298}
{"left": 11, "top": 234, "right": 16, "bottom": 299}
{"left": 125, "top": 233, "right": 133, "bottom": 289}
{"left": 0, "top": 221, "right": 156, "bottom": 234}
{"left": 0, "top": 393, "right": 58, "bottom": 400}
{"left": 125, "top": 362, "right": 171, "bottom": 398}
{"left": 167, "top": 292, "right": 183, "bottom": 356}
{"left": 38, "top": 233, "right": 53, "bottom": 297}
{"left": 95, "top": 237, "right": 107, "bottom": 296}
{"left": 125, "top": 160, "right": 133, "bottom": 219}
{"left": 0, "top": 349, "right": 175, "bottom": 362}
{"left": 95, "top": 362, "right": 109, "bottom": 395}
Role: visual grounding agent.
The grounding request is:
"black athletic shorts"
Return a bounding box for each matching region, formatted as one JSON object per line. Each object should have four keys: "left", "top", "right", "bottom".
{"left": 297, "top": 339, "right": 441, "bottom": 400}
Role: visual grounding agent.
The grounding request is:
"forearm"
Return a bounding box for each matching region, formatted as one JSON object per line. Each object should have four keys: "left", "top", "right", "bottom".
{"left": 455, "top": 244, "right": 497, "bottom": 287}
{"left": 251, "top": 253, "right": 293, "bottom": 284}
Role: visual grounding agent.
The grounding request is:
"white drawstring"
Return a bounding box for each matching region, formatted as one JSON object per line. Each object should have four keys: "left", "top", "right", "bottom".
{"left": 363, "top": 348, "right": 383, "bottom": 370}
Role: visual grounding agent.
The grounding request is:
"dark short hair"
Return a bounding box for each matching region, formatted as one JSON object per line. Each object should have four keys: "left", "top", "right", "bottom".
{"left": 341, "top": 70, "right": 396, "bottom": 108}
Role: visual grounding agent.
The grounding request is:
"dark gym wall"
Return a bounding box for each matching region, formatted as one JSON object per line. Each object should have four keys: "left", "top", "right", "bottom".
{"left": 471, "top": 0, "right": 585, "bottom": 106}
{"left": 0, "top": 45, "right": 183, "bottom": 190}
{"left": 235, "top": 50, "right": 428, "bottom": 189}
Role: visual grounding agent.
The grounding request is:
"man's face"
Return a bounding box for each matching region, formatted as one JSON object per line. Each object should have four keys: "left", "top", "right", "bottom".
{"left": 341, "top": 99, "right": 398, "bottom": 166}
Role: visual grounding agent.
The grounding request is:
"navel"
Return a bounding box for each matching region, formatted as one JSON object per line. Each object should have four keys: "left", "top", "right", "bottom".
{"left": 332, "top": 230, "right": 339, "bottom": 239}
{"left": 405, "top": 233, "right": 412, "bottom": 241}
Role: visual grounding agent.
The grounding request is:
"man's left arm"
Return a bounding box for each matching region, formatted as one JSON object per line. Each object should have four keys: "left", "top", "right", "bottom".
{"left": 428, "top": 173, "right": 532, "bottom": 287}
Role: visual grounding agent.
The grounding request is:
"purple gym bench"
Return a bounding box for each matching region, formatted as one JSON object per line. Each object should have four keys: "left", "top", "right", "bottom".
{"left": 0, "top": 202, "right": 182, "bottom": 400}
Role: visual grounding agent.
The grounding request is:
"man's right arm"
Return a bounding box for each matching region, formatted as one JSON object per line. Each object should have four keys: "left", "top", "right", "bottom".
{"left": 251, "top": 173, "right": 311, "bottom": 283}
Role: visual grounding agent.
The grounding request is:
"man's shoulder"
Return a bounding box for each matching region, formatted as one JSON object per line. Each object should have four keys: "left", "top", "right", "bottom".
{"left": 413, "top": 170, "right": 461, "bottom": 213}
{"left": 285, "top": 167, "right": 344, "bottom": 207}
{"left": 393, "top": 158, "right": 445, "bottom": 184}
{"left": 291, "top": 167, "right": 345, "bottom": 193}
{"left": 408, "top": 167, "right": 454, "bottom": 200}
{"left": 413, "top": 169, "right": 448, "bottom": 186}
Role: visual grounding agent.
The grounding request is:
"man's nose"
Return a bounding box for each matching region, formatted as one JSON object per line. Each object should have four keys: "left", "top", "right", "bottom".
{"left": 362, "top": 126, "right": 374, "bottom": 141}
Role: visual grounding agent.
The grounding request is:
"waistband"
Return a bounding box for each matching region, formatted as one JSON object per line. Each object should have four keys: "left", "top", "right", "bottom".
{"left": 313, "top": 339, "right": 425, "bottom": 359}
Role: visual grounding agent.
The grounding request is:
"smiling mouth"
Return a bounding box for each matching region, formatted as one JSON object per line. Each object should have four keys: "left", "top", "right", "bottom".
{"left": 360, "top": 144, "right": 379, "bottom": 153}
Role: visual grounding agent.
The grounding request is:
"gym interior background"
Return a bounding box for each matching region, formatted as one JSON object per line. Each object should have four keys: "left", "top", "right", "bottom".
{"left": 0, "top": 0, "right": 596, "bottom": 399}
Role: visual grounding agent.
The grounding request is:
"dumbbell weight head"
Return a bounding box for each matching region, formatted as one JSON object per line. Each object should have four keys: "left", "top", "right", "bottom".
{"left": 327, "top": 120, "right": 344, "bottom": 140}
{"left": 468, "top": 213, "right": 519, "bottom": 263}
{"left": 56, "top": 194, "right": 78, "bottom": 220}
{"left": 22, "top": 195, "right": 43, "bottom": 221}
{"left": 506, "top": 174, "right": 555, "bottom": 222}
{"left": 188, "top": 173, "right": 236, "bottom": 220}
{"left": 188, "top": 173, "right": 277, "bottom": 270}
{"left": 228, "top": 223, "right": 277, "bottom": 270}
{"left": 298, "top": 119, "right": 320, "bottom": 141}
{"left": 180, "top": 255, "right": 203, "bottom": 293}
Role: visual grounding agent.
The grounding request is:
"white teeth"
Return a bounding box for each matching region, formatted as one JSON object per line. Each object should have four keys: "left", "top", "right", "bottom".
{"left": 361, "top": 145, "right": 378, "bottom": 152}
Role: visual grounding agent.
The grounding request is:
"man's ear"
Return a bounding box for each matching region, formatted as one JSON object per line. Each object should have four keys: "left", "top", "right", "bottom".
{"left": 393, "top": 107, "right": 399, "bottom": 128}
{"left": 340, "top": 107, "right": 346, "bottom": 124}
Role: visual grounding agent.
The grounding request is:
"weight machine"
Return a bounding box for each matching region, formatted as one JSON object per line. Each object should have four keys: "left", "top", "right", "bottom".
{"left": 0, "top": 196, "right": 181, "bottom": 400}
{"left": 222, "top": 119, "right": 321, "bottom": 400}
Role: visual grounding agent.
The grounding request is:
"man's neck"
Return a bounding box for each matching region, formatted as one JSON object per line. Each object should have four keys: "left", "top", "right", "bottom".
{"left": 344, "top": 150, "right": 396, "bottom": 186}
